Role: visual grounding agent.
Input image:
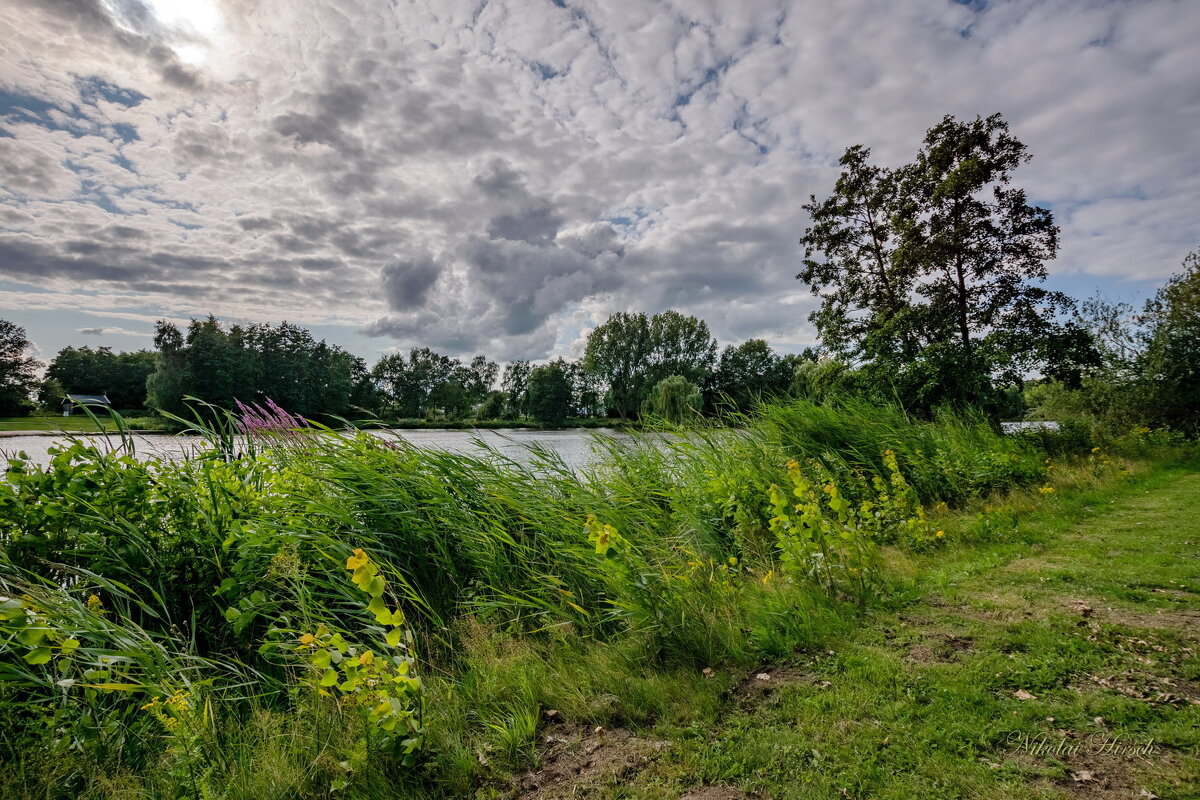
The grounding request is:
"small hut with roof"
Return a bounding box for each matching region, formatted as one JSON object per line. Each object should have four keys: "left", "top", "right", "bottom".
{"left": 61, "top": 394, "right": 112, "bottom": 416}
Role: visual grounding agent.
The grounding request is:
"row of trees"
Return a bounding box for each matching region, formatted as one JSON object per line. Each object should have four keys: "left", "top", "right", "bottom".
{"left": 147, "top": 317, "right": 376, "bottom": 419}
{"left": 0, "top": 309, "right": 812, "bottom": 423}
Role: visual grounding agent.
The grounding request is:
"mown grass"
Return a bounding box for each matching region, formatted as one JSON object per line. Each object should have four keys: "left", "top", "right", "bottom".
{"left": 0, "top": 415, "right": 165, "bottom": 432}
{"left": 576, "top": 459, "right": 1200, "bottom": 800}
{"left": 0, "top": 398, "right": 1191, "bottom": 799}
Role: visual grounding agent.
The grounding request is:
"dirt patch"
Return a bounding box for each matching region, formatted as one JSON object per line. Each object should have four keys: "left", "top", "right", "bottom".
{"left": 679, "top": 786, "right": 756, "bottom": 800}
{"left": 728, "top": 666, "right": 820, "bottom": 709}
{"left": 906, "top": 632, "right": 974, "bottom": 663}
{"left": 1097, "top": 605, "right": 1200, "bottom": 631}
{"left": 1052, "top": 751, "right": 1163, "bottom": 800}
{"left": 1002, "top": 735, "right": 1182, "bottom": 799}
{"left": 515, "top": 723, "right": 668, "bottom": 800}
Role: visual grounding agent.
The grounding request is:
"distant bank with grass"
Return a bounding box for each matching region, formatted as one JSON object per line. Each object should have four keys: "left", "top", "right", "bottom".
{"left": 0, "top": 397, "right": 1194, "bottom": 799}
{"left": 0, "top": 415, "right": 167, "bottom": 434}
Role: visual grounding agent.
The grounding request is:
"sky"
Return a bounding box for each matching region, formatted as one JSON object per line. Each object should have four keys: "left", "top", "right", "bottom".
{"left": 1, "top": 0, "right": 1198, "bottom": 367}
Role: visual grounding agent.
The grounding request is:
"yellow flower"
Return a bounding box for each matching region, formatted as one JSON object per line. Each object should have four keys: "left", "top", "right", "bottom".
{"left": 1038, "top": 485, "right": 1055, "bottom": 495}
{"left": 1091, "top": 447, "right": 1101, "bottom": 454}
{"left": 935, "top": 530, "right": 945, "bottom": 538}
{"left": 86, "top": 594, "right": 104, "bottom": 614}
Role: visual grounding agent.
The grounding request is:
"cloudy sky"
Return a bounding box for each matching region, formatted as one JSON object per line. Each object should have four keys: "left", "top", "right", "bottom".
{"left": 2, "top": 0, "right": 1198, "bottom": 365}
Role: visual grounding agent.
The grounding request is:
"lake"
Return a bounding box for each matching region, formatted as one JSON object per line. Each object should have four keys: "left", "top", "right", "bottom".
{"left": 0, "top": 428, "right": 623, "bottom": 471}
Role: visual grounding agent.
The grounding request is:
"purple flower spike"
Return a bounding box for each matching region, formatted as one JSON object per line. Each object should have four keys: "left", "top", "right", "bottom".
{"left": 235, "top": 398, "right": 308, "bottom": 438}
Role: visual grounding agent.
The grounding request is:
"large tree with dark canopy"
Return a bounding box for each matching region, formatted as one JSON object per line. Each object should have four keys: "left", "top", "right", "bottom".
{"left": 799, "top": 113, "right": 1091, "bottom": 411}
{"left": 0, "top": 319, "right": 40, "bottom": 415}
{"left": 583, "top": 310, "right": 716, "bottom": 418}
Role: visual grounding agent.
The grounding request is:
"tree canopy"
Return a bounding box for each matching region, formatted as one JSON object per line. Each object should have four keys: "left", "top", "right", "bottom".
{"left": 46, "top": 346, "right": 156, "bottom": 409}
{"left": 799, "top": 113, "right": 1092, "bottom": 412}
{"left": 147, "top": 317, "right": 373, "bottom": 419}
{"left": 0, "top": 320, "right": 39, "bottom": 415}
{"left": 583, "top": 310, "right": 716, "bottom": 417}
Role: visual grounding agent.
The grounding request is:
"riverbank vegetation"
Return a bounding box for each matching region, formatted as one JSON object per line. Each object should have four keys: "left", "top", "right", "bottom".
{"left": 0, "top": 394, "right": 1194, "bottom": 798}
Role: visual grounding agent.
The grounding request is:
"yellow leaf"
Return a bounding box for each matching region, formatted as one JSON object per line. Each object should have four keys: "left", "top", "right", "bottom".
{"left": 386, "top": 628, "right": 402, "bottom": 648}
{"left": 345, "top": 549, "right": 369, "bottom": 571}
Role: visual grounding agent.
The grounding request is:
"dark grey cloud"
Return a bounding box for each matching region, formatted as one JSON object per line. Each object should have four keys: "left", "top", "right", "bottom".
{"left": 381, "top": 255, "right": 442, "bottom": 311}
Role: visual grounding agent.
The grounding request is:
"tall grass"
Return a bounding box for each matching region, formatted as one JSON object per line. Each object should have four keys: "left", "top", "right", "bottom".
{"left": 0, "top": 397, "right": 1058, "bottom": 797}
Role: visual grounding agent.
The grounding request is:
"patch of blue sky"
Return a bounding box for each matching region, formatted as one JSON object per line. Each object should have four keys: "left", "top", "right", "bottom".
{"left": 74, "top": 75, "right": 146, "bottom": 108}
{"left": 0, "top": 84, "right": 139, "bottom": 142}
{"left": 531, "top": 62, "right": 559, "bottom": 80}
{"left": 76, "top": 179, "right": 126, "bottom": 214}
{"left": 605, "top": 206, "right": 650, "bottom": 230}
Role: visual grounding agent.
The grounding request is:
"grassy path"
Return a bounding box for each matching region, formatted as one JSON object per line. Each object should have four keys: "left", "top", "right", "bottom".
{"left": 519, "top": 466, "right": 1200, "bottom": 800}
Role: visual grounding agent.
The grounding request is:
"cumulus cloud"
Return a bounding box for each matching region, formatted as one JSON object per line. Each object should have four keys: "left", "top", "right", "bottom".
{"left": 0, "top": 0, "right": 1198, "bottom": 360}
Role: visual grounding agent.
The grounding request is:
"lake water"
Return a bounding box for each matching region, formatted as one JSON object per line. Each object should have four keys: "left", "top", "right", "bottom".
{"left": 0, "top": 428, "right": 622, "bottom": 471}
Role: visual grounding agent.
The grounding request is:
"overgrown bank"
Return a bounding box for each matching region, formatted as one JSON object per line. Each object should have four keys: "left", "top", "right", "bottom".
{"left": 0, "top": 398, "right": 1192, "bottom": 798}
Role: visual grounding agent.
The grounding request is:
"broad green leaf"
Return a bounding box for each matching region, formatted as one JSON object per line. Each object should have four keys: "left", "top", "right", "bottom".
{"left": 24, "top": 646, "right": 52, "bottom": 665}
{"left": 17, "top": 627, "right": 47, "bottom": 646}
{"left": 367, "top": 596, "right": 391, "bottom": 624}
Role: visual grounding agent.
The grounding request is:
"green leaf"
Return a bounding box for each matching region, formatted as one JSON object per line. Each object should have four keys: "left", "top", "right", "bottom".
{"left": 313, "top": 649, "right": 331, "bottom": 669}
{"left": 224, "top": 607, "right": 242, "bottom": 623}
{"left": 367, "top": 596, "right": 391, "bottom": 624}
{"left": 24, "top": 647, "right": 52, "bottom": 665}
{"left": 60, "top": 638, "right": 80, "bottom": 654}
{"left": 17, "top": 626, "right": 47, "bottom": 646}
{"left": 320, "top": 669, "right": 339, "bottom": 687}
{"left": 0, "top": 598, "right": 24, "bottom": 621}
{"left": 386, "top": 628, "right": 402, "bottom": 648}
{"left": 365, "top": 576, "right": 386, "bottom": 598}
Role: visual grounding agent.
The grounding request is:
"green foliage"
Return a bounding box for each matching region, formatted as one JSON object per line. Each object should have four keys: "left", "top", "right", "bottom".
{"left": 45, "top": 346, "right": 156, "bottom": 410}
{"left": 705, "top": 339, "right": 805, "bottom": 413}
{"left": 0, "top": 397, "right": 1098, "bottom": 797}
{"left": 147, "top": 316, "right": 373, "bottom": 420}
{"left": 798, "top": 114, "right": 1091, "bottom": 415}
{"left": 0, "top": 319, "right": 39, "bottom": 416}
{"left": 584, "top": 310, "right": 717, "bottom": 418}
{"left": 642, "top": 374, "right": 702, "bottom": 423}
{"left": 526, "top": 361, "right": 572, "bottom": 424}
{"left": 372, "top": 347, "right": 498, "bottom": 420}
{"left": 1023, "top": 247, "right": 1200, "bottom": 438}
